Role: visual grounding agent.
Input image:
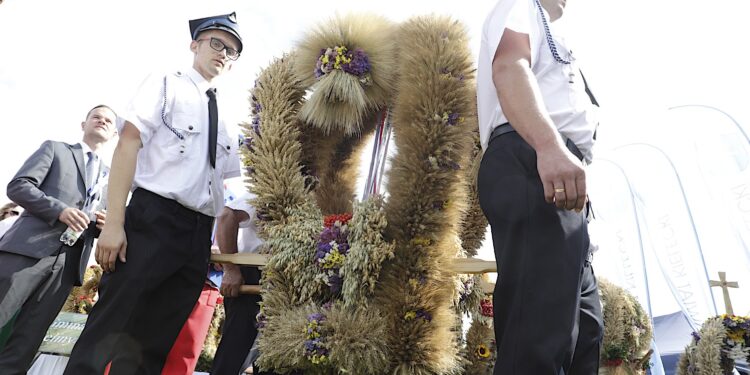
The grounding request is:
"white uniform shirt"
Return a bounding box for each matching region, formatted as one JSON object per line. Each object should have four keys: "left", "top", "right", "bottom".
{"left": 119, "top": 68, "right": 241, "bottom": 217}
{"left": 477, "top": 0, "right": 598, "bottom": 162}
{"left": 225, "top": 191, "right": 263, "bottom": 253}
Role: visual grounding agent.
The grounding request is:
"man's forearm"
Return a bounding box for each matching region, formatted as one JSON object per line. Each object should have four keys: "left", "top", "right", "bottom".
{"left": 216, "top": 208, "right": 241, "bottom": 255}
{"left": 493, "top": 60, "right": 564, "bottom": 153}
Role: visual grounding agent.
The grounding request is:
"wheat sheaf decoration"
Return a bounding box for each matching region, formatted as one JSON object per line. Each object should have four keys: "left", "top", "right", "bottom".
{"left": 63, "top": 265, "right": 103, "bottom": 314}
{"left": 241, "top": 13, "right": 478, "bottom": 375}
{"left": 598, "top": 278, "right": 654, "bottom": 375}
{"left": 375, "top": 15, "right": 475, "bottom": 375}
{"left": 677, "top": 314, "right": 750, "bottom": 375}
{"left": 295, "top": 13, "right": 398, "bottom": 136}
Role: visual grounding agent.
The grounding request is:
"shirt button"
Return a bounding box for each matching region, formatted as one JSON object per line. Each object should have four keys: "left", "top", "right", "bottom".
{"left": 180, "top": 150, "right": 184, "bottom": 154}
{"left": 226, "top": 145, "right": 230, "bottom": 150}
{"left": 188, "top": 125, "right": 194, "bottom": 130}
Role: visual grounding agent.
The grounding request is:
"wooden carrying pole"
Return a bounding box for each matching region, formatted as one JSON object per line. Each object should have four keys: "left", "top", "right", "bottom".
{"left": 210, "top": 254, "right": 498, "bottom": 295}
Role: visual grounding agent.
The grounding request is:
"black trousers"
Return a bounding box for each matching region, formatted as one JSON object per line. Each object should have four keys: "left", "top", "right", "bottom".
{"left": 211, "top": 266, "right": 263, "bottom": 375}
{"left": 0, "top": 245, "right": 80, "bottom": 374}
{"left": 64, "top": 189, "right": 213, "bottom": 375}
{"left": 477, "top": 132, "right": 603, "bottom": 375}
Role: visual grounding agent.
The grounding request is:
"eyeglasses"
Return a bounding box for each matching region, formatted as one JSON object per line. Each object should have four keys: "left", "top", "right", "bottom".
{"left": 196, "top": 37, "right": 240, "bottom": 61}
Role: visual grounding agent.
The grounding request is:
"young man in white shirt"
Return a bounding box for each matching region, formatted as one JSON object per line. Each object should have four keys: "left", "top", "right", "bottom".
{"left": 477, "top": 0, "right": 603, "bottom": 373}
{"left": 211, "top": 190, "right": 268, "bottom": 375}
{"left": 65, "top": 12, "right": 244, "bottom": 374}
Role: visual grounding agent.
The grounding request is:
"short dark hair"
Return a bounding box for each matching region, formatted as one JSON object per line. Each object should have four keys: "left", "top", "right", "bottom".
{"left": 86, "top": 104, "right": 116, "bottom": 120}
{"left": 0, "top": 202, "right": 19, "bottom": 221}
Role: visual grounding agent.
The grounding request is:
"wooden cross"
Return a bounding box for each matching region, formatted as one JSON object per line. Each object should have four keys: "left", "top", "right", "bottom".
{"left": 709, "top": 272, "right": 739, "bottom": 315}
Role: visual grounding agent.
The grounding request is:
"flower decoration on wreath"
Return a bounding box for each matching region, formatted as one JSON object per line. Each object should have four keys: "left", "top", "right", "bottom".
{"left": 314, "top": 213, "right": 353, "bottom": 295}
{"left": 243, "top": 12, "right": 478, "bottom": 375}
{"left": 678, "top": 314, "right": 750, "bottom": 375}
{"left": 294, "top": 13, "right": 398, "bottom": 135}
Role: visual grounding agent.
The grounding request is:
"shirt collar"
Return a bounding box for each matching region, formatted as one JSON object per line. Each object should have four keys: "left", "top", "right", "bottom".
{"left": 78, "top": 142, "right": 96, "bottom": 158}
{"left": 186, "top": 67, "right": 213, "bottom": 95}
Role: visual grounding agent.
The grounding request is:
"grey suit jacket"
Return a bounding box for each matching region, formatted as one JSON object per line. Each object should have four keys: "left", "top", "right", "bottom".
{"left": 0, "top": 141, "right": 106, "bottom": 284}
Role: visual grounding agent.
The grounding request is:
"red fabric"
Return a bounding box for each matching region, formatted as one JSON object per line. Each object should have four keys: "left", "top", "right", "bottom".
{"left": 103, "top": 284, "right": 221, "bottom": 375}
{"left": 162, "top": 284, "right": 220, "bottom": 374}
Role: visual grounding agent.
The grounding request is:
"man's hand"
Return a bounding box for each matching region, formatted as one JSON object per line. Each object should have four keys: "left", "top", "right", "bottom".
{"left": 59, "top": 207, "right": 90, "bottom": 232}
{"left": 537, "top": 144, "right": 587, "bottom": 212}
{"left": 94, "top": 209, "right": 106, "bottom": 230}
{"left": 95, "top": 224, "right": 127, "bottom": 273}
{"left": 220, "top": 264, "right": 244, "bottom": 298}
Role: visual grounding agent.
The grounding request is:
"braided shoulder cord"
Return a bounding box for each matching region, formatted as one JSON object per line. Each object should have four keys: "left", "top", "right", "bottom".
{"left": 534, "top": 0, "right": 571, "bottom": 65}
{"left": 161, "top": 75, "right": 185, "bottom": 140}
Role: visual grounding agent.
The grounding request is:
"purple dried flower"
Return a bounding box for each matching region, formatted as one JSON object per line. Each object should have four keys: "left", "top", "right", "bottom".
{"left": 304, "top": 340, "right": 317, "bottom": 352}
{"left": 308, "top": 312, "right": 326, "bottom": 322}
{"left": 345, "top": 48, "right": 371, "bottom": 77}
{"left": 329, "top": 274, "right": 343, "bottom": 295}
{"left": 319, "top": 227, "right": 338, "bottom": 243}
{"left": 447, "top": 112, "right": 461, "bottom": 126}
{"left": 337, "top": 242, "right": 350, "bottom": 255}
{"left": 416, "top": 310, "right": 432, "bottom": 322}
{"left": 691, "top": 331, "right": 701, "bottom": 343}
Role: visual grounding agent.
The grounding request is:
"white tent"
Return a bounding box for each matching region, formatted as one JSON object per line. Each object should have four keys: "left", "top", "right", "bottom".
{"left": 589, "top": 105, "right": 750, "bottom": 374}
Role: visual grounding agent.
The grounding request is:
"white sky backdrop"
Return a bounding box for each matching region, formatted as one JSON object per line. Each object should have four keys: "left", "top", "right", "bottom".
{"left": 1, "top": 0, "right": 749, "bottom": 316}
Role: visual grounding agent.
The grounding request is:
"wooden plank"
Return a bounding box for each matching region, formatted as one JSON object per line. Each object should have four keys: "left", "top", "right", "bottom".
{"left": 211, "top": 254, "right": 497, "bottom": 274}
{"left": 448, "top": 258, "right": 497, "bottom": 274}
{"left": 240, "top": 285, "right": 262, "bottom": 295}
{"left": 211, "top": 253, "right": 268, "bottom": 266}
{"left": 239, "top": 282, "right": 493, "bottom": 295}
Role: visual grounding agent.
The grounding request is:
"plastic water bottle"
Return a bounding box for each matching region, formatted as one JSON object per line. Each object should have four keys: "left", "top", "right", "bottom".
{"left": 60, "top": 225, "right": 86, "bottom": 246}
{"left": 60, "top": 211, "right": 94, "bottom": 246}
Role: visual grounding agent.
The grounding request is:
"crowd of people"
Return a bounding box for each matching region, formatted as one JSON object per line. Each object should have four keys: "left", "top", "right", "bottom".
{"left": 0, "top": 0, "right": 603, "bottom": 374}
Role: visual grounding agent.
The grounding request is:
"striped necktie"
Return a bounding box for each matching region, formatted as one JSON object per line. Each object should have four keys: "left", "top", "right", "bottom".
{"left": 85, "top": 151, "right": 97, "bottom": 189}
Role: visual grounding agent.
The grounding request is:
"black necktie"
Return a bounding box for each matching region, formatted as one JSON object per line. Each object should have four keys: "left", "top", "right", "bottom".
{"left": 206, "top": 88, "right": 218, "bottom": 168}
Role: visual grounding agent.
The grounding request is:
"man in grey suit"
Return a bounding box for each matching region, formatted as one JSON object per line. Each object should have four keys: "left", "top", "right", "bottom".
{"left": 0, "top": 104, "right": 117, "bottom": 373}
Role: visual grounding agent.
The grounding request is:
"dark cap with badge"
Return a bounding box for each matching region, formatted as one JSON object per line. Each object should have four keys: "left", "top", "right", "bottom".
{"left": 189, "top": 11, "right": 243, "bottom": 53}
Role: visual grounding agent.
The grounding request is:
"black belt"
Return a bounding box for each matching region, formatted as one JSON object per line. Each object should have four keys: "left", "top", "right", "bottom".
{"left": 489, "top": 122, "right": 584, "bottom": 162}
{"left": 132, "top": 188, "right": 214, "bottom": 224}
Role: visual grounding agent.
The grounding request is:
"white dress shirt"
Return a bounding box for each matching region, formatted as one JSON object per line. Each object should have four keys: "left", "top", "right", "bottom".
{"left": 118, "top": 68, "right": 241, "bottom": 217}
{"left": 0, "top": 216, "right": 18, "bottom": 239}
{"left": 477, "top": 0, "right": 598, "bottom": 162}
{"left": 78, "top": 142, "right": 99, "bottom": 186}
{"left": 225, "top": 191, "right": 263, "bottom": 254}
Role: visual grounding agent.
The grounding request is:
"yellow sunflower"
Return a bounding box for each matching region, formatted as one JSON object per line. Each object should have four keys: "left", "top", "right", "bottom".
{"left": 476, "top": 343, "right": 491, "bottom": 359}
